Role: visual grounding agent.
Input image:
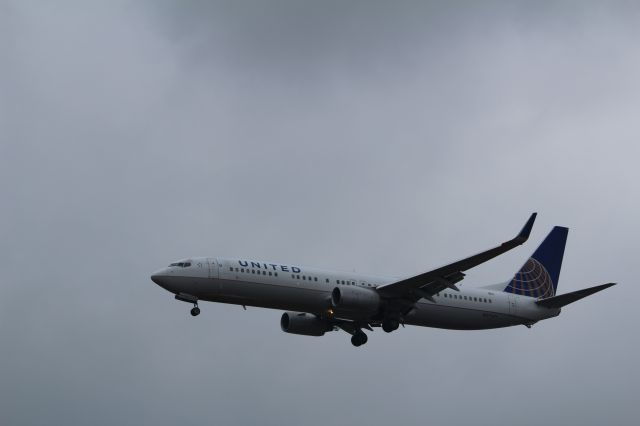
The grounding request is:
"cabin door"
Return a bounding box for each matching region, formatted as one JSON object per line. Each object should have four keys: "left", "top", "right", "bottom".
{"left": 508, "top": 295, "right": 517, "bottom": 315}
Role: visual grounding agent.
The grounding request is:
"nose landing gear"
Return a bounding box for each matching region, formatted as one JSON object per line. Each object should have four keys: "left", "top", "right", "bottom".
{"left": 175, "top": 293, "right": 200, "bottom": 317}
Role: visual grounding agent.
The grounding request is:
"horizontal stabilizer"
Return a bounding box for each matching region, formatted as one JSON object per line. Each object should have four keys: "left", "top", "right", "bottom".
{"left": 535, "top": 283, "right": 616, "bottom": 309}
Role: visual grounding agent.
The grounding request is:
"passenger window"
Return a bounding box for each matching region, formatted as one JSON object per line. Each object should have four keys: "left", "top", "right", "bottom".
{"left": 241, "top": 268, "right": 244, "bottom": 273}
{"left": 263, "top": 271, "right": 266, "bottom": 275}
{"left": 297, "top": 275, "right": 300, "bottom": 279}
{"left": 314, "top": 277, "right": 318, "bottom": 282}
{"left": 326, "top": 278, "right": 329, "bottom": 283}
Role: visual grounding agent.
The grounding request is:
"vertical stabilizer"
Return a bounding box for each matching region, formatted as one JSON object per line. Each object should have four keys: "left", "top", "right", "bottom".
{"left": 503, "top": 226, "right": 568, "bottom": 298}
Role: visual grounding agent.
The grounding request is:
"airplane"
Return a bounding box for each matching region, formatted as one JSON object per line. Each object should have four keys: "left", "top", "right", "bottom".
{"left": 150, "top": 213, "right": 615, "bottom": 346}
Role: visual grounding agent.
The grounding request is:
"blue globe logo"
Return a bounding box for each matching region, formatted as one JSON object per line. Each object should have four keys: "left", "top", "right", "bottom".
{"left": 506, "top": 258, "right": 555, "bottom": 298}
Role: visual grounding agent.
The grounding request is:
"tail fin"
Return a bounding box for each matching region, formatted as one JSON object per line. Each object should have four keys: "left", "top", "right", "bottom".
{"left": 503, "top": 226, "right": 569, "bottom": 298}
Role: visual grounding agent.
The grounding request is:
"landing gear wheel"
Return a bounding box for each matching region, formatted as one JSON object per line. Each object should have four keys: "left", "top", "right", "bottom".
{"left": 190, "top": 306, "right": 200, "bottom": 317}
{"left": 359, "top": 333, "right": 368, "bottom": 345}
{"left": 351, "top": 332, "right": 368, "bottom": 347}
{"left": 382, "top": 318, "right": 399, "bottom": 333}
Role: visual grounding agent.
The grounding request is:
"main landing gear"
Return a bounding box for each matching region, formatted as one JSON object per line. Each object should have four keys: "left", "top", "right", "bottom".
{"left": 351, "top": 331, "right": 368, "bottom": 347}
{"left": 382, "top": 318, "right": 400, "bottom": 333}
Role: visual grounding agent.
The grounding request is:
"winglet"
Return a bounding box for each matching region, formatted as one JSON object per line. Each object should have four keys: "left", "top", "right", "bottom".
{"left": 514, "top": 212, "right": 537, "bottom": 244}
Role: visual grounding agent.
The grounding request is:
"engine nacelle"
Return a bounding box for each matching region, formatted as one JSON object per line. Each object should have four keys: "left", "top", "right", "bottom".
{"left": 280, "top": 312, "right": 329, "bottom": 336}
{"left": 331, "top": 286, "right": 381, "bottom": 315}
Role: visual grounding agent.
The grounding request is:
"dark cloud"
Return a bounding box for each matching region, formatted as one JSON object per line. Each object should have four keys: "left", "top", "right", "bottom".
{"left": 1, "top": 2, "right": 638, "bottom": 425}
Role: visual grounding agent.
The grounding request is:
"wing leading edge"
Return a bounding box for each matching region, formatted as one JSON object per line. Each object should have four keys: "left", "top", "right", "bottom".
{"left": 376, "top": 213, "right": 537, "bottom": 302}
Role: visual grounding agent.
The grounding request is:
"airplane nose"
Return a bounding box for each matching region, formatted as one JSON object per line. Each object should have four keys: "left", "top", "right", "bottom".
{"left": 151, "top": 273, "right": 161, "bottom": 285}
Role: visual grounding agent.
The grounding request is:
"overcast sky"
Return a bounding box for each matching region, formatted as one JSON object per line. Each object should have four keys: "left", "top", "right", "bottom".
{"left": 1, "top": 1, "right": 638, "bottom": 425}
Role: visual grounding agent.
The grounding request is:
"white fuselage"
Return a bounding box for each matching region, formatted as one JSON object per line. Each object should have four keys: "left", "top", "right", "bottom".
{"left": 151, "top": 257, "right": 561, "bottom": 330}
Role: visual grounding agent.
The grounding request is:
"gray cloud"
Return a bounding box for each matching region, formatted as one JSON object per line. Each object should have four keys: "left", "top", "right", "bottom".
{"left": 1, "top": 1, "right": 638, "bottom": 425}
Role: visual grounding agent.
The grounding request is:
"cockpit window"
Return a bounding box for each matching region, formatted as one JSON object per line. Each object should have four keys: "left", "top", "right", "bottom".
{"left": 169, "top": 262, "right": 191, "bottom": 268}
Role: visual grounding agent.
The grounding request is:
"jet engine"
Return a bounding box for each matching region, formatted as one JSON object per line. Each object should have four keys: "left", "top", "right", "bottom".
{"left": 280, "top": 312, "right": 330, "bottom": 336}
{"left": 331, "top": 286, "right": 381, "bottom": 315}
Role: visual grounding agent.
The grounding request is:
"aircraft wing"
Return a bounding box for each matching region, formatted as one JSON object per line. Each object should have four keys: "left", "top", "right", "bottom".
{"left": 376, "top": 213, "right": 537, "bottom": 302}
